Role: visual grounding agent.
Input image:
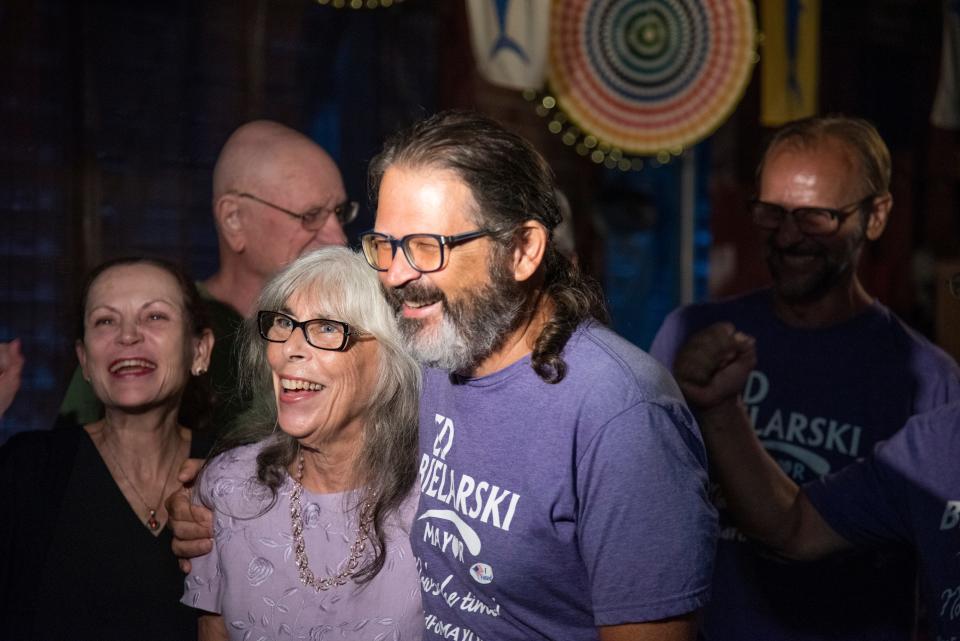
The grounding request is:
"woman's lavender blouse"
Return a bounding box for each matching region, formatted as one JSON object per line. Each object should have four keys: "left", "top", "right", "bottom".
{"left": 182, "top": 442, "right": 423, "bottom": 640}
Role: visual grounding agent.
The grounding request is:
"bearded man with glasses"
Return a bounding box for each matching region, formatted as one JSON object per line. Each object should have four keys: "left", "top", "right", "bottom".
{"left": 650, "top": 116, "right": 960, "bottom": 641}
{"left": 354, "top": 111, "right": 718, "bottom": 641}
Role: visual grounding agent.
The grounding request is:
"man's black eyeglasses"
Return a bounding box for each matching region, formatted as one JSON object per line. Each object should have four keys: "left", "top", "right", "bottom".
{"left": 237, "top": 192, "right": 359, "bottom": 229}
{"left": 359, "top": 230, "right": 491, "bottom": 273}
{"left": 257, "top": 311, "right": 365, "bottom": 351}
{"left": 747, "top": 195, "right": 875, "bottom": 237}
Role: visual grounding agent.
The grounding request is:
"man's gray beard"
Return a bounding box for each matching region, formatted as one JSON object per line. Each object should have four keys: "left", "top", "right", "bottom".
{"left": 390, "top": 261, "right": 526, "bottom": 374}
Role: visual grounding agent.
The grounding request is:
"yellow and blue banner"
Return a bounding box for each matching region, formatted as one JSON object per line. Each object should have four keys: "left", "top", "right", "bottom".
{"left": 760, "top": 0, "right": 819, "bottom": 126}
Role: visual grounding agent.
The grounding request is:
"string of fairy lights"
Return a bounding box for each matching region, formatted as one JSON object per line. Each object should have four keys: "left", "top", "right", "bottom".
{"left": 524, "top": 89, "right": 659, "bottom": 172}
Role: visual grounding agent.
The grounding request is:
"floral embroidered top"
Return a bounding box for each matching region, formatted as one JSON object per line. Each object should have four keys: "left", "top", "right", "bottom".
{"left": 182, "top": 442, "right": 423, "bottom": 641}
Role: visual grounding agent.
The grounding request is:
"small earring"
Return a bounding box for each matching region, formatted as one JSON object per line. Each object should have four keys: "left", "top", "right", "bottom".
{"left": 193, "top": 367, "right": 206, "bottom": 376}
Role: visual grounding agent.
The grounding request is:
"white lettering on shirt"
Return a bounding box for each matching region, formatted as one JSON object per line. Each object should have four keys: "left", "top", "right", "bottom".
{"left": 940, "top": 501, "right": 960, "bottom": 530}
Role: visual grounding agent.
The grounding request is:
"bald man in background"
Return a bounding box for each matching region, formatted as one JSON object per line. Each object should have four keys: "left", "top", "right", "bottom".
{"left": 58, "top": 121, "right": 355, "bottom": 433}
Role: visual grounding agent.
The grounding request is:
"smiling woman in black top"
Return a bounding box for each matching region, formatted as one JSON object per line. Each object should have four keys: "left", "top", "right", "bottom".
{"left": 0, "top": 256, "right": 214, "bottom": 641}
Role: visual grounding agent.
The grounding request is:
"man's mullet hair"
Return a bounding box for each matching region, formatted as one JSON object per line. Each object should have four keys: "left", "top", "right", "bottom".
{"left": 369, "top": 110, "right": 608, "bottom": 383}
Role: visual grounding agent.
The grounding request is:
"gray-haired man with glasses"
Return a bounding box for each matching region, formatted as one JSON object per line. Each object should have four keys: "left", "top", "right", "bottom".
{"left": 362, "top": 111, "right": 717, "bottom": 641}
{"left": 650, "top": 116, "right": 960, "bottom": 641}
{"left": 59, "top": 120, "right": 356, "bottom": 433}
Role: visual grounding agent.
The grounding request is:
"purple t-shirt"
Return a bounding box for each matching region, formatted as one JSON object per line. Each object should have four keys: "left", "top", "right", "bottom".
{"left": 805, "top": 402, "right": 960, "bottom": 641}
{"left": 413, "top": 321, "right": 717, "bottom": 641}
{"left": 650, "top": 289, "right": 960, "bottom": 641}
{"left": 182, "top": 441, "right": 423, "bottom": 641}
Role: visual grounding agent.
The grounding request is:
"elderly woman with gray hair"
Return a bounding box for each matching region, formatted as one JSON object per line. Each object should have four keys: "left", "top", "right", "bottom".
{"left": 182, "top": 247, "right": 422, "bottom": 641}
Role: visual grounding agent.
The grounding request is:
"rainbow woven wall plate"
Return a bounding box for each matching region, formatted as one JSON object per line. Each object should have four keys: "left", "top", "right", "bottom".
{"left": 549, "top": 0, "right": 757, "bottom": 157}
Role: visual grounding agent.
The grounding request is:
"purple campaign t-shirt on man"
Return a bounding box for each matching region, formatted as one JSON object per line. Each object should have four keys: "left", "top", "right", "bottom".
{"left": 413, "top": 322, "right": 718, "bottom": 641}
{"left": 650, "top": 288, "right": 960, "bottom": 641}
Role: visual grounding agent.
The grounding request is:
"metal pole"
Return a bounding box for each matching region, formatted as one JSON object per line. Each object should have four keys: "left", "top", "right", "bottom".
{"left": 679, "top": 147, "right": 697, "bottom": 305}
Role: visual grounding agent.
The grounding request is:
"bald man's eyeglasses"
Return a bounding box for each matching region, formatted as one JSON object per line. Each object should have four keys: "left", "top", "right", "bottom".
{"left": 236, "top": 192, "right": 359, "bottom": 229}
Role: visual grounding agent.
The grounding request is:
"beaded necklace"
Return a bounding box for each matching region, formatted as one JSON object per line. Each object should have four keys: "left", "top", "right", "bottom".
{"left": 289, "top": 452, "right": 376, "bottom": 590}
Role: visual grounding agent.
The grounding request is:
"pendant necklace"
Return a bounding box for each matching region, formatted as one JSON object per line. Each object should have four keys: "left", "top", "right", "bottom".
{"left": 102, "top": 420, "right": 182, "bottom": 531}
{"left": 290, "top": 451, "right": 376, "bottom": 590}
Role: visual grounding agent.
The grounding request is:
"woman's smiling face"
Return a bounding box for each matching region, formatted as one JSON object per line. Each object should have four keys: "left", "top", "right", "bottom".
{"left": 266, "top": 289, "right": 380, "bottom": 450}
{"left": 77, "top": 263, "right": 204, "bottom": 412}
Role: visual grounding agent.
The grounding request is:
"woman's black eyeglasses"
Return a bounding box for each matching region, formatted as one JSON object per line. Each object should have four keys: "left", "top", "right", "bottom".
{"left": 257, "top": 311, "right": 365, "bottom": 351}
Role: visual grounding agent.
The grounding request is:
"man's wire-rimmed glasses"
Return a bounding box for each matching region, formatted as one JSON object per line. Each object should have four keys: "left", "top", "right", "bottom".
{"left": 746, "top": 195, "right": 876, "bottom": 236}
{"left": 237, "top": 192, "right": 359, "bottom": 229}
{"left": 257, "top": 311, "right": 365, "bottom": 352}
{"left": 358, "top": 230, "right": 491, "bottom": 273}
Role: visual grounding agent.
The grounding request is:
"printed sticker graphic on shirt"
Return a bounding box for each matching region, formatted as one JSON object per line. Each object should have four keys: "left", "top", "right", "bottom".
{"left": 743, "top": 370, "right": 864, "bottom": 482}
